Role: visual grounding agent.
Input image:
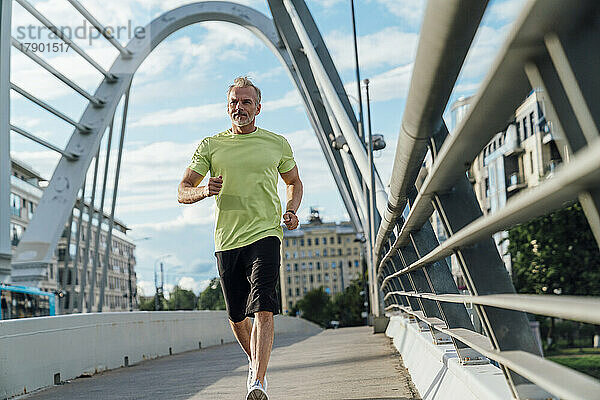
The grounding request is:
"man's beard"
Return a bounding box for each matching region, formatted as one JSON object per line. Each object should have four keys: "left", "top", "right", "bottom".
{"left": 232, "top": 113, "right": 254, "bottom": 127}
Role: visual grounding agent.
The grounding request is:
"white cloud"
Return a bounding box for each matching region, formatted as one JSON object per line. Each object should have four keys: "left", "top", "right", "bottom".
{"left": 488, "top": 0, "right": 527, "bottom": 23}
{"left": 129, "top": 102, "right": 225, "bottom": 128}
{"left": 178, "top": 276, "right": 210, "bottom": 294}
{"left": 371, "top": 0, "right": 426, "bottom": 28}
{"left": 137, "top": 280, "right": 155, "bottom": 297}
{"left": 325, "top": 27, "right": 418, "bottom": 72}
{"left": 132, "top": 202, "right": 215, "bottom": 231}
{"left": 344, "top": 63, "right": 413, "bottom": 103}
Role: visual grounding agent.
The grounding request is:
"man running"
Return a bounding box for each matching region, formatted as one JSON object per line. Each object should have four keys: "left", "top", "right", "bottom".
{"left": 178, "top": 76, "right": 303, "bottom": 400}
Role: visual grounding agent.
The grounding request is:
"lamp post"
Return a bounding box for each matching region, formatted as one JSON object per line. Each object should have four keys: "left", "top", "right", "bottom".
{"left": 127, "top": 236, "right": 150, "bottom": 311}
{"left": 154, "top": 254, "right": 171, "bottom": 310}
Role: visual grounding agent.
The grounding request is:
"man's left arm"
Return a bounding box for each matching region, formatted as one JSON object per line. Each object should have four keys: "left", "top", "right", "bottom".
{"left": 280, "top": 165, "right": 303, "bottom": 230}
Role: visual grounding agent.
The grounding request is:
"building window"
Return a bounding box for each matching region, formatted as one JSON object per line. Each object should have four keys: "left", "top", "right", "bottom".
{"left": 285, "top": 239, "right": 289, "bottom": 246}
{"left": 332, "top": 262, "right": 336, "bottom": 269}
{"left": 354, "top": 260, "right": 359, "bottom": 267}
{"left": 315, "top": 250, "right": 320, "bottom": 257}
{"left": 294, "top": 263, "right": 298, "bottom": 272}
{"left": 307, "top": 251, "right": 312, "bottom": 257}
{"left": 300, "top": 251, "right": 305, "bottom": 258}
{"left": 325, "top": 273, "right": 330, "bottom": 282}
{"left": 295, "top": 276, "right": 299, "bottom": 284}
{"left": 316, "top": 262, "right": 321, "bottom": 270}
{"left": 300, "top": 239, "right": 304, "bottom": 246}
{"left": 288, "top": 289, "right": 292, "bottom": 297}
{"left": 310, "top": 275, "right": 314, "bottom": 283}
{"left": 303, "top": 287, "right": 307, "bottom": 294}
{"left": 295, "top": 288, "right": 300, "bottom": 296}
{"left": 315, "top": 238, "right": 319, "bottom": 245}
{"left": 317, "top": 274, "right": 322, "bottom": 282}
{"left": 529, "top": 112, "right": 535, "bottom": 136}
{"left": 285, "top": 252, "right": 290, "bottom": 259}
{"left": 324, "top": 262, "right": 329, "bottom": 269}
{"left": 330, "top": 237, "right": 334, "bottom": 244}
{"left": 323, "top": 249, "right": 327, "bottom": 256}
{"left": 307, "top": 238, "right": 312, "bottom": 246}
{"left": 287, "top": 276, "right": 291, "bottom": 285}
{"left": 337, "top": 237, "right": 341, "bottom": 244}
{"left": 337, "top": 248, "right": 342, "bottom": 256}
{"left": 309, "top": 262, "right": 313, "bottom": 270}
{"left": 302, "top": 263, "right": 306, "bottom": 270}
{"left": 523, "top": 117, "right": 528, "bottom": 138}
{"left": 292, "top": 239, "right": 297, "bottom": 246}
{"left": 10, "top": 223, "right": 23, "bottom": 246}
{"left": 530, "top": 151, "right": 534, "bottom": 174}
{"left": 286, "top": 264, "right": 291, "bottom": 272}
{"left": 293, "top": 252, "right": 298, "bottom": 258}
{"left": 10, "top": 193, "right": 21, "bottom": 217}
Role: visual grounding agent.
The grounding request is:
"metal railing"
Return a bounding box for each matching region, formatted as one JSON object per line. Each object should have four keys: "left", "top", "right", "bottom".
{"left": 374, "top": 0, "right": 600, "bottom": 399}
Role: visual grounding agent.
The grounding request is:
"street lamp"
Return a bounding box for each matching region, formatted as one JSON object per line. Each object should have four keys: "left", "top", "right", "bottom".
{"left": 154, "top": 254, "right": 171, "bottom": 311}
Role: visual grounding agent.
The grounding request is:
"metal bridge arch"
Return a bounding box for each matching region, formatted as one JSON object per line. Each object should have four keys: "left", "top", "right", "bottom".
{"left": 12, "top": 1, "right": 372, "bottom": 283}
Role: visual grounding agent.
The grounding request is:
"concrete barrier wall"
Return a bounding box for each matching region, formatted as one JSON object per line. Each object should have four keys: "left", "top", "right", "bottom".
{"left": 0, "top": 311, "right": 321, "bottom": 399}
{"left": 386, "top": 314, "right": 513, "bottom": 400}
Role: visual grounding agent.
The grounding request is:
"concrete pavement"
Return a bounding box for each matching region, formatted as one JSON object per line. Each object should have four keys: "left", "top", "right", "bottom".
{"left": 22, "top": 326, "right": 420, "bottom": 400}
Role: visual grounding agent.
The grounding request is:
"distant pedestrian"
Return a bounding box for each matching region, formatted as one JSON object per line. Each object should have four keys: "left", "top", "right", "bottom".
{"left": 178, "top": 76, "right": 303, "bottom": 400}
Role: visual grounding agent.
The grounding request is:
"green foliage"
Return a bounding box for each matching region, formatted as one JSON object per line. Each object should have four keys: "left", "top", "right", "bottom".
{"left": 331, "top": 276, "right": 367, "bottom": 327}
{"left": 507, "top": 202, "right": 600, "bottom": 296}
{"left": 138, "top": 296, "right": 155, "bottom": 311}
{"left": 167, "top": 286, "right": 197, "bottom": 310}
{"left": 547, "top": 354, "right": 600, "bottom": 379}
{"left": 138, "top": 294, "right": 167, "bottom": 311}
{"left": 296, "top": 287, "right": 333, "bottom": 327}
{"left": 198, "top": 278, "right": 226, "bottom": 310}
{"left": 295, "top": 274, "right": 368, "bottom": 328}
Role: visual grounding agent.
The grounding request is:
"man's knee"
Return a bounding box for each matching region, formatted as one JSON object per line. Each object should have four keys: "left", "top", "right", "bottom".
{"left": 230, "top": 316, "right": 250, "bottom": 326}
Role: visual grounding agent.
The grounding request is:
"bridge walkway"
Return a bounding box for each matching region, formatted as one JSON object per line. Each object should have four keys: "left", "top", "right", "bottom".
{"left": 22, "top": 326, "right": 420, "bottom": 400}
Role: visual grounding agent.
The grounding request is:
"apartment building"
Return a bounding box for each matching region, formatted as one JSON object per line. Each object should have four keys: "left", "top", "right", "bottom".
{"left": 279, "top": 209, "right": 364, "bottom": 314}
{"left": 9, "top": 158, "right": 137, "bottom": 313}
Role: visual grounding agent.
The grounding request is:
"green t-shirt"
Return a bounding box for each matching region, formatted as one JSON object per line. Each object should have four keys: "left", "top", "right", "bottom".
{"left": 188, "top": 127, "right": 296, "bottom": 251}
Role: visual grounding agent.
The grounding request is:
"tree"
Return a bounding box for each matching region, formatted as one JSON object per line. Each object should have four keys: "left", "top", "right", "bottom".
{"left": 296, "top": 287, "right": 333, "bottom": 328}
{"left": 331, "top": 275, "right": 366, "bottom": 327}
{"left": 507, "top": 202, "right": 600, "bottom": 296}
{"left": 168, "top": 286, "right": 197, "bottom": 310}
{"left": 198, "top": 278, "right": 226, "bottom": 310}
{"left": 138, "top": 296, "right": 155, "bottom": 311}
{"left": 506, "top": 202, "right": 600, "bottom": 347}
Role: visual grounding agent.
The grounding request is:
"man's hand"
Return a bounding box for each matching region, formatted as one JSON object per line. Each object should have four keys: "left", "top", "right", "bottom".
{"left": 203, "top": 175, "right": 223, "bottom": 197}
{"left": 283, "top": 211, "right": 299, "bottom": 230}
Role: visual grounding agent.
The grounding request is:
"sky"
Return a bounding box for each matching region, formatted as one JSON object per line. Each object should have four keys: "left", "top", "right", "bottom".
{"left": 9, "top": 0, "right": 527, "bottom": 297}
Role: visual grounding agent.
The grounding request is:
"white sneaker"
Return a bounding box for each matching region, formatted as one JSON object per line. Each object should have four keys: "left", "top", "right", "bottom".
{"left": 246, "top": 379, "right": 268, "bottom": 400}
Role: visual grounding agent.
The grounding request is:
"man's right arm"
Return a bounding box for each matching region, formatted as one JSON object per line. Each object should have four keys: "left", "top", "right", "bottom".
{"left": 177, "top": 168, "right": 222, "bottom": 204}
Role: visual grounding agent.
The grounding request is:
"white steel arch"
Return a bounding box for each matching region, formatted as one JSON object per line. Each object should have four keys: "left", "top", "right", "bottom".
{"left": 12, "top": 1, "right": 367, "bottom": 283}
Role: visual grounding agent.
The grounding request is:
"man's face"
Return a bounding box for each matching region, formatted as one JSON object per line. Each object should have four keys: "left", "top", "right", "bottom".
{"left": 227, "top": 86, "right": 261, "bottom": 127}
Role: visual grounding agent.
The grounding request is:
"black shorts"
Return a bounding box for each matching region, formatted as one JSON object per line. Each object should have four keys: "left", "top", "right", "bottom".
{"left": 215, "top": 236, "right": 281, "bottom": 323}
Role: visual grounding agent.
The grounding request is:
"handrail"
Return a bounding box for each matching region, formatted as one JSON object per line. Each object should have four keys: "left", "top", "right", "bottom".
{"left": 381, "top": 136, "right": 600, "bottom": 289}
{"left": 388, "top": 307, "right": 600, "bottom": 400}
{"left": 384, "top": 291, "right": 600, "bottom": 325}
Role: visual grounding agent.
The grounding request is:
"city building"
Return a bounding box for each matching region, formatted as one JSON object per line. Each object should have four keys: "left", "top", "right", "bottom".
{"left": 9, "top": 158, "right": 137, "bottom": 313}
{"left": 279, "top": 209, "right": 364, "bottom": 314}
{"left": 432, "top": 89, "right": 562, "bottom": 286}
